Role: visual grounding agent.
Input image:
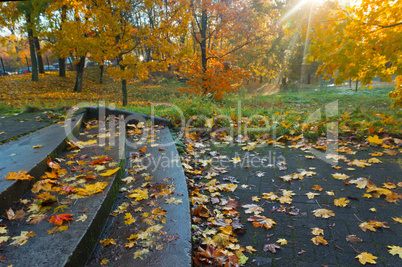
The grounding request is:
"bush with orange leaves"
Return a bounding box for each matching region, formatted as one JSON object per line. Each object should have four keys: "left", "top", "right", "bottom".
{"left": 180, "top": 55, "right": 252, "bottom": 100}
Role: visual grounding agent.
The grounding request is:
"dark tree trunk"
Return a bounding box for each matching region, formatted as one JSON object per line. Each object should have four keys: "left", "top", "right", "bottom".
{"left": 59, "top": 57, "right": 66, "bottom": 77}
{"left": 34, "top": 37, "right": 45, "bottom": 73}
{"left": 260, "top": 76, "right": 263, "bottom": 83}
{"left": 200, "top": 10, "right": 207, "bottom": 73}
{"left": 99, "top": 64, "right": 104, "bottom": 84}
{"left": 59, "top": 5, "right": 67, "bottom": 77}
{"left": 355, "top": 79, "right": 358, "bottom": 92}
{"left": 26, "top": 13, "right": 38, "bottom": 82}
{"left": 122, "top": 79, "right": 127, "bottom": 106}
{"left": 73, "top": 56, "right": 86, "bottom": 92}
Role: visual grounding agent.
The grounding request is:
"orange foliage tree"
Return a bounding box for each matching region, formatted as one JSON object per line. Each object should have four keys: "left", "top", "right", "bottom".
{"left": 181, "top": 0, "right": 281, "bottom": 100}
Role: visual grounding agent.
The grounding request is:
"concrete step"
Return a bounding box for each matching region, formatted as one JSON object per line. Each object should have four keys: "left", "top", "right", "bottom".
{"left": 0, "top": 111, "right": 84, "bottom": 215}
{"left": 86, "top": 122, "right": 191, "bottom": 266}
{"left": 0, "top": 107, "right": 191, "bottom": 267}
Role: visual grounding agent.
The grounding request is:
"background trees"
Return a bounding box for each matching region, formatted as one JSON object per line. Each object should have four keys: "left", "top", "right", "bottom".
{"left": 0, "top": 0, "right": 400, "bottom": 106}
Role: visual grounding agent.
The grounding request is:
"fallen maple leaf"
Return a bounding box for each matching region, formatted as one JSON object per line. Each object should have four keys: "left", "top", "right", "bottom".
{"left": 75, "top": 182, "right": 108, "bottom": 196}
{"left": 306, "top": 192, "right": 320, "bottom": 199}
{"left": 346, "top": 235, "right": 363, "bottom": 243}
{"left": 100, "top": 259, "right": 109, "bottom": 265}
{"left": 277, "top": 238, "right": 287, "bottom": 245}
{"left": 247, "top": 215, "right": 276, "bottom": 230}
{"left": 392, "top": 216, "right": 402, "bottom": 223}
{"left": 334, "top": 197, "right": 350, "bottom": 207}
{"left": 100, "top": 238, "right": 116, "bottom": 247}
{"left": 387, "top": 245, "right": 402, "bottom": 258}
{"left": 49, "top": 213, "right": 73, "bottom": 226}
{"left": 332, "top": 173, "right": 350, "bottom": 180}
{"left": 367, "top": 135, "right": 383, "bottom": 145}
{"left": 77, "top": 214, "right": 88, "bottom": 222}
{"left": 312, "top": 208, "right": 335, "bottom": 218}
{"left": 133, "top": 248, "right": 150, "bottom": 259}
{"left": 99, "top": 167, "right": 120, "bottom": 176}
{"left": 263, "top": 243, "right": 281, "bottom": 253}
{"left": 5, "top": 170, "right": 34, "bottom": 181}
{"left": 356, "top": 252, "right": 377, "bottom": 265}
{"left": 359, "top": 220, "right": 389, "bottom": 232}
{"left": 10, "top": 231, "right": 36, "bottom": 246}
{"left": 124, "top": 213, "right": 135, "bottom": 225}
{"left": 128, "top": 188, "right": 148, "bottom": 201}
{"left": 242, "top": 204, "right": 264, "bottom": 214}
{"left": 0, "top": 236, "right": 10, "bottom": 243}
{"left": 165, "top": 197, "right": 183, "bottom": 204}
{"left": 6, "top": 208, "right": 26, "bottom": 220}
{"left": 311, "top": 236, "right": 328, "bottom": 245}
{"left": 311, "top": 228, "right": 324, "bottom": 236}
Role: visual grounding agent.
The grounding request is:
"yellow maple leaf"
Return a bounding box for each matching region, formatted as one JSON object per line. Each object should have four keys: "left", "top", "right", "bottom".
{"left": 245, "top": 245, "right": 257, "bottom": 253}
{"left": 133, "top": 248, "right": 150, "bottom": 259}
{"left": 356, "top": 252, "right": 377, "bottom": 265}
{"left": 99, "top": 238, "right": 116, "bottom": 247}
{"left": 75, "top": 182, "right": 108, "bottom": 196}
{"left": 367, "top": 135, "right": 383, "bottom": 145}
{"left": 306, "top": 192, "right": 320, "bottom": 199}
{"left": 10, "top": 231, "right": 36, "bottom": 246}
{"left": 277, "top": 238, "right": 287, "bottom": 245}
{"left": 0, "top": 236, "right": 10, "bottom": 243}
{"left": 332, "top": 173, "right": 350, "bottom": 180}
{"left": 124, "top": 213, "right": 135, "bottom": 225}
{"left": 100, "top": 258, "right": 109, "bottom": 265}
{"left": 0, "top": 227, "right": 7, "bottom": 234}
{"left": 99, "top": 167, "right": 121, "bottom": 176}
{"left": 368, "top": 158, "right": 381, "bottom": 164}
{"left": 392, "top": 216, "right": 402, "bottom": 223}
{"left": 6, "top": 170, "right": 34, "bottom": 181}
{"left": 388, "top": 245, "right": 402, "bottom": 259}
{"left": 311, "top": 228, "right": 324, "bottom": 236}
{"left": 311, "top": 236, "right": 328, "bottom": 245}
{"left": 312, "top": 208, "right": 335, "bottom": 218}
{"left": 334, "top": 198, "right": 350, "bottom": 207}
{"left": 369, "top": 152, "right": 383, "bottom": 157}
{"left": 165, "top": 197, "right": 183, "bottom": 204}
{"left": 128, "top": 188, "right": 148, "bottom": 201}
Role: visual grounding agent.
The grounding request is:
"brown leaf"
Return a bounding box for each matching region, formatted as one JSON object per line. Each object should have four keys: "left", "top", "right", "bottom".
{"left": 346, "top": 235, "right": 363, "bottom": 244}
{"left": 263, "top": 243, "right": 281, "bottom": 253}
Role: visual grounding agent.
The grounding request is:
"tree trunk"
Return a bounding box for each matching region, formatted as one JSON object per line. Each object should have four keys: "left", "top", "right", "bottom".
{"left": 59, "top": 57, "right": 66, "bottom": 77}
{"left": 260, "top": 76, "right": 263, "bottom": 83}
{"left": 99, "top": 64, "right": 104, "bottom": 84}
{"left": 122, "top": 79, "right": 127, "bottom": 106}
{"left": 59, "top": 5, "right": 67, "bottom": 77}
{"left": 200, "top": 10, "right": 207, "bottom": 73}
{"left": 26, "top": 13, "right": 38, "bottom": 82}
{"left": 34, "top": 37, "right": 45, "bottom": 73}
{"left": 355, "top": 79, "right": 358, "bottom": 92}
{"left": 73, "top": 56, "right": 86, "bottom": 92}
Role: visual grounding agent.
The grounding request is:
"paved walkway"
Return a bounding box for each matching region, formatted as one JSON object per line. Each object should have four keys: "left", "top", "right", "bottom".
{"left": 205, "top": 142, "right": 401, "bottom": 266}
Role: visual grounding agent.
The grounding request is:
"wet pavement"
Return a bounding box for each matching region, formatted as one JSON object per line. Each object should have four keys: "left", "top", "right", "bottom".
{"left": 202, "top": 142, "right": 402, "bottom": 266}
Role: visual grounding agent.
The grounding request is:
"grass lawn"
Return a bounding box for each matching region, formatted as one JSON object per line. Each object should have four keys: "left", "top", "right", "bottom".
{"left": 0, "top": 70, "right": 400, "bottom": 141}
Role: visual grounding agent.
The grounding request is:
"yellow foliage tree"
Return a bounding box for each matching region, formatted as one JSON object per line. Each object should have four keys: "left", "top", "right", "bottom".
{"left": 308, "top": 0, "right": 402, "bottom": 106}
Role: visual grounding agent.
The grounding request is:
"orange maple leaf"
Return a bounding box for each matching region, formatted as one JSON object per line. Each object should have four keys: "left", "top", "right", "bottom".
{"left": 6, "top": 170, "right": 34, "bottom": 181}
{"left": 49, "top": 213, "right": 73, "bottom": 226}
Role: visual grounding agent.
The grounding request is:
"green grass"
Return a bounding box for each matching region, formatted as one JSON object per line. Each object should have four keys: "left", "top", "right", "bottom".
{"left": 124, "top": 82, "right": 401, "bottom": 139}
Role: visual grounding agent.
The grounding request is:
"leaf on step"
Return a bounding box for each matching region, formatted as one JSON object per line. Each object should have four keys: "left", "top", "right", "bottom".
{"left": 5, "top": 170, "right": 34, "bottom": 181}
{"left": 49, "top": 213, "right": 73, "bottom": 226}
{"left": 387, "top": 245, "right": 402, "bottom": 259}
{"left": 99, "top": 167, "right": 120, "bottom": 176}
{"left": 100, "top": 238, "right": 116, "bottom": 247}
{"left": 10, "top": 231, "right": 35, "bottom": 246}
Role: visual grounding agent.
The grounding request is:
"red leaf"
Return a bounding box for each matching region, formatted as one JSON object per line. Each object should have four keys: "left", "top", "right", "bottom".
{"left": 49, "top": 213, "right": 73, "bottom": 226}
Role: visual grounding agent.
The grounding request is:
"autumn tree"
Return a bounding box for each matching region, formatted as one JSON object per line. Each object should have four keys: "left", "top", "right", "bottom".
{"left": 181, "top": 0, "right": 281, "bottom": 99}
{"left": 86, "top": 0, "right": 190, "bottom": 106}
{"left": 308, "top": 0, "right": 402, "bottom": 105}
